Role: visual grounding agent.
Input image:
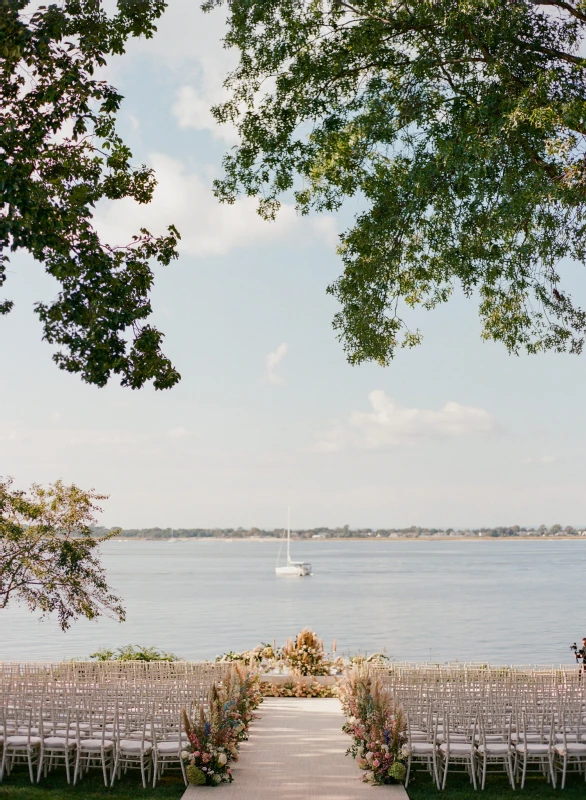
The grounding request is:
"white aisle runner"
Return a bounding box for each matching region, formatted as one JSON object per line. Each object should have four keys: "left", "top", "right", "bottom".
{"left": 182, "top": 697, "right": 408, "bottom": 799}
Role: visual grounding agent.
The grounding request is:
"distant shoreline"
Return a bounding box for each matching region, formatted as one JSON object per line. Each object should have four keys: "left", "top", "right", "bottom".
{"left": 112, "top": 536, "right": 586, "bottom": 542}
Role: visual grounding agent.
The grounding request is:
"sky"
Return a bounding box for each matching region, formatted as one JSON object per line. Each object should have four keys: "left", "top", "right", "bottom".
{"left": 2, "top": 1, "right": 586, "bottom": 530}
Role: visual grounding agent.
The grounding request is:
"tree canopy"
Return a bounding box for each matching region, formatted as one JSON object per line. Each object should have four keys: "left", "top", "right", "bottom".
{"left": 0, "top": 478, "right": 124, "bottom": 630}
{"left": 1, "top": 0, "right": 180, "bottom": 389}
{"left": 208, "top": 0, "right": 586, "bottom": 363}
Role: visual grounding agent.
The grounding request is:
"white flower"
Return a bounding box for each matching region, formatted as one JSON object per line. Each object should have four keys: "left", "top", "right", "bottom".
{"left": 181, "top": 750, "right": 190, "bottom": 760}
{"left": 364, "top": 770, "right": 375, "bottom": 782}
{"left": 365, "top": 751, "right": 374, "bottom": 763}
{"left": 217, "top": 753, "right": 227, "bottom": 766}
{"left": 401, "top": 744, "right": 411, "bottom": 758}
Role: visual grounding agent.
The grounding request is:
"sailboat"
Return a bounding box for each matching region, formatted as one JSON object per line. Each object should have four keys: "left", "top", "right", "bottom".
{"left": 169, "top": 527, "right": 177, "bottom": 543}
{"left": 275, "top": 510, "right": 311, "bottom": 576}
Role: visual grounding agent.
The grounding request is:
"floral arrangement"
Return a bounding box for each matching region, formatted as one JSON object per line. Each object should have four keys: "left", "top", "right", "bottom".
{"left": 261, "top": 679, "right": 339, "bottom": 698}
{"left": 218, "top": 643, "right": 278, "bottom": 666}
{"left": 215, "top": 631, "right": 390, "bottom": 677}
{"left": 216, "top": 630, "right": 344, "bottom": 676}
{"left": 340, "top": 664, "right": 407, "bottom": 785}
{"left": 224, "top": 662, "right": 263, "bottom": 740}
{"left": 181, "top": 665, "right": 262, "bottom": 786}
{"left": 282, "top": 628, "right": 330, "bottom": 676}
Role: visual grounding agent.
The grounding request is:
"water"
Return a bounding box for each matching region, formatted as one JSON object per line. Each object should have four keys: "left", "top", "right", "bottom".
{"left": 1, "top": 540, "right": 584, "bottom": 665}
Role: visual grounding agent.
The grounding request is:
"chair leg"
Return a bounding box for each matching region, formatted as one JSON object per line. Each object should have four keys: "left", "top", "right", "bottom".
{"left": 507, "top": 754, "right": 515, "bottom": 789}
{"left": 110, "top": 754, "right": 119, "bottom": 787}
{"left": 442, "top": 758, "right": 448, "bottom": 790}
{"left": 102, "top": 755, "right": 109, "bottom": 787}
{"left": 470, "top": 757, "right": 477, "bottom": 790}
{"left": 73, "top": 751, "right": 80, "bottom": 785}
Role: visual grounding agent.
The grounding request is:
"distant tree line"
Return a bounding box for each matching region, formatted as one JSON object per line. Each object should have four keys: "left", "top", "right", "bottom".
{"left": 92, "top": 524, "right": 586, "bottom": 540}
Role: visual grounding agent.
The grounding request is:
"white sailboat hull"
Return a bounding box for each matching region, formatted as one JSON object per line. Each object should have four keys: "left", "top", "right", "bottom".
{"left": 275, "top": 562, "right": 312, "bottom": 576}
{"left": 275, "top": 509, "right": 312, "bottom": 576}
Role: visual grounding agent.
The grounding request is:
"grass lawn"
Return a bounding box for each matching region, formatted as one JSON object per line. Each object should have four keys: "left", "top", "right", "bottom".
{"left": 406, "top": 769, "right": 585, "bottom": 799}
{"left": 0, "top": 767, "right": 186, "bottom": 800}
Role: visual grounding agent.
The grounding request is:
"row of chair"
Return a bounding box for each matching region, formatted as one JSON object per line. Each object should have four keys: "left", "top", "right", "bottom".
{"left": 376, "top": 662, "right": 586, "bottom": 790}
{"left": 0, "top": 660, "right": 228, "bottom": 788}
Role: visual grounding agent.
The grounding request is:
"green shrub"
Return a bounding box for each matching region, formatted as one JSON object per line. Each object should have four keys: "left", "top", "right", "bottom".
{"left": 89, "top": 645, "right": 179, "bottom": 662}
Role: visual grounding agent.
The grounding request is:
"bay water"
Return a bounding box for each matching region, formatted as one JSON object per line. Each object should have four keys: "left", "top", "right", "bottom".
{"left": 1, "top": 539, "right": 584, "bottom": 665}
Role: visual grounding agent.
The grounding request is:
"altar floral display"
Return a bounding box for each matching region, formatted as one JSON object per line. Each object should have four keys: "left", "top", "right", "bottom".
{"left": 182, "top": 665, "right": 262, "bottom": 786}
{"left": 261, "top": 679, "right": 339, "bottom": 698}
{"left": 282, "top": 628, "right": 330, "bottom": 676}
{"left": 340, "top": 664, "right": 407, "bottom": 785}
{"left": 216, "top": 629, "right": 383, "bottom": 676}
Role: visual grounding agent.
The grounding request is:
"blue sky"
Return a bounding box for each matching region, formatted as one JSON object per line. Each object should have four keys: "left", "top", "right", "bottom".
{"left": 2, "top": 1, "right": 586, "bottom": 530}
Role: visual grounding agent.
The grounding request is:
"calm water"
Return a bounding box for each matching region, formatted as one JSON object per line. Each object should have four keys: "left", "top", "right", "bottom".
{"left": 1, "top": 540, "right": 584, "bottom": 665}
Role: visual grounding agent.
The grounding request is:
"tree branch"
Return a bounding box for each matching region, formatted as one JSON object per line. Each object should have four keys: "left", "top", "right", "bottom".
{"left": 531, "top": 0, "right": 586, "bottom": 24}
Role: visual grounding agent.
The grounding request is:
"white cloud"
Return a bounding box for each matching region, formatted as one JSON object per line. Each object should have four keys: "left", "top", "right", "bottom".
{"left": 521, "top": 455, "right": 557, "bottom": 464}
{"left": 315, "top": 390, "right": 499, "bottom": 452}
{"left": 0, "top": 423, "right": 193, "bottom": 449}
{"left": 128, "top": 113, "right": 140, "bottom": 132}
{"left": 95, "top": 154, "right": 332, "bottom": 257}
{"left": 0, "top": 423, "right": 139, "bottom": 448}
{"left": 167, "top": 427, "right": 197, "bottom": 440}
{"left": 111, "top": 3, "right": 239, "bottom": 143}
{"left": 173, "top": 85, "right": 238, "bottom": 144}
{"left": 310, "top": 215, "right": 339, "bottom": 249}
{"left": 265, "top": 343, "right": 288, "bottom": 385}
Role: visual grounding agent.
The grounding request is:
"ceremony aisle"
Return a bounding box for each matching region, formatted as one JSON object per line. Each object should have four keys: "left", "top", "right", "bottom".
{"left": 182, "top": 697, "right": 407, "bottom": 799}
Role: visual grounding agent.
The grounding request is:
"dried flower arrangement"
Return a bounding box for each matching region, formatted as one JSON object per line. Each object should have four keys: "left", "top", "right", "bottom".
{"left": 261, "top": 679, "right": 339, "bottom": 698}
{"left": 181, "top": 665, "right": 262, "bottom": 786}
{"left": 340, "top": 664, "right": 407, "bottom": 784}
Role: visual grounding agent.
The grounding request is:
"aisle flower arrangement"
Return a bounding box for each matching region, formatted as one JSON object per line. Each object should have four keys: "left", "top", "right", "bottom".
{"left": 182, "top": 665, "right": 262, "bottom": 786}
{"left": 261, "top": 679, "right": 339, "bottom": 698}
{"left": 224, "top": 662, "right": 263, "bottom": 740}
{"left": 340, "top": 664, "right": 407, "bottom": 785}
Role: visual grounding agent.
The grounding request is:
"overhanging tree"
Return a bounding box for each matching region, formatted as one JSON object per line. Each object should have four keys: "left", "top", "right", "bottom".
{"left": 0, "top": 478, "right": 125, "bottom": 630}
{"left": 208, "top": 0, "right": 586, "bottom": 363}
{"left": 1, "top": 0, "right": 180, "bottom": 389}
